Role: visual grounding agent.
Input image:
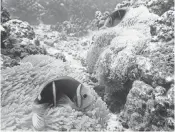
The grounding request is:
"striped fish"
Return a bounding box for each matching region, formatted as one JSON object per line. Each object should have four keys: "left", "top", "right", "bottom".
{"left": 32, "top": 76, "right": 96, "bottom": 130}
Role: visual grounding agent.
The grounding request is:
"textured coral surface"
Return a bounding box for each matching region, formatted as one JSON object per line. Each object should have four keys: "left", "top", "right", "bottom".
{"left": 120, "top": 81, "right": 174, "bottom": 131}
{"left": 1, "top": 55, "right": 110, "bottom": 131}
{"left": 86, "top": 1, "right": 174, "bottom": 131}
{"left": 1, "top": 0, "right": 174, "bottom": 131}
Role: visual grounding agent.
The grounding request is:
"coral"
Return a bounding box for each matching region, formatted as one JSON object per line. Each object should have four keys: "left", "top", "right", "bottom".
{"left": 147, "top": 0, "right": 174, "bottom": 15}
{"left": 150, "top": 9, "right": 174, "bottom": 42}
{"left": 115, "top": 0, "right": 131, "bottom": 9}
{"left": 1, "top": 6, "right": 11, "bottom": 23}
{"left": 1, "top": 54, "right": 110, "bottom": 131}
{"left": 88, "top": 6, "right": 160, "bottom": 113}
{"left": 50, "top": 17, "right": 91, "bottom": 37}
{"left": 1, "top": 0, "right": 174, "bottom": 131}
{"left": 116, "top": 0, "right": 174, "bottom": 16}
{"left": 89, "top": 7, "right": 174, "bottom": 130}
{"left": 86, "top": 30, "right": 116, "bottom": 73}
{"left": 54, "top": 53, "right": 66, "bottom": 62}
{"left": 120, "top": 80, "right": 174, "bottom": 131}
{"left": 1, "top": 54, "right": 20, "bottom": 69}
{"left": 1, "top": 19, "right": 48, "bottom": 65}
{"left": 142, "top": 40, "right": 174, "bottom": 87}
{"left": 2, "top": 43, "right": 47, "bottom": 60}
{"left": 3, "top": 19, "right": 35, "bottom": 40}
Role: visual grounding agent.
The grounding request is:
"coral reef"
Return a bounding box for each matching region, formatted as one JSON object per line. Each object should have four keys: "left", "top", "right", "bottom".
{"left": 116, "top": 0, "right": 174, "bottom": 16}
{"left": 1, "top": 19, "right": 47, "bottom": 67}
{"left": 87, "top": 5, "right": 158, "bottom": 111}
{"left": 86, "top": 1, "right": 174, "bottom": 131}
{"left": 150, "top": 9, "right": 174, "bottom": 42}
{"left": 141, "top": 40, "right": 174, "bottom": 88}
{"left": 3, "top": 19, "right": 35, "bottom": 40}
{"left": 1, "top": 55, "right": 110, "bottom": 131}
{"left": 1, "top": 54, "right": 19, "bottom": 69}
{"left": 1, "top": 0, "right": 174, "bottom": 131}
{"left": 50, "top": 17, "right": 91, "bottom": 37}
{"left": 86, "top": 30, "right": 116, "bottom": 73}
{"left": 147, "top": 0, "right": 174, "bottom": 15}
{"left": 1, "top": 6, "right": 11, "bottom": 23}
{"left": 120, "top": 81, "right": 174, "bottom": 131}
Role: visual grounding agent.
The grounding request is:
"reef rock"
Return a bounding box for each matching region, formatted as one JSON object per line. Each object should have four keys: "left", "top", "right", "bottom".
{"left": 3, "top": 19, "right": 35, "bottom": 40}
{"left": 88, "top": 6, "right": 159, "bottom": 111}
{"left": 1, "top": 19, "right": 47, "bottom": 65}
{"left": 116, "top": 0, "right": 174, "bottom": 16}
{"left": 88, "top": 2, "right": 174, "bottom": 129}
{"left": 141, "top": 40, "right": 174, "bottom": 88}
{"left": 1, "top": 6, "right": 10, "bottom": 23}
{"left": 1, "top": 54, "right": 19, "bottom": 69}
{"left": 120, "top": 81, "right": 174, "bottom": 131}
{"left": 150, "top": 9, "right": 174, "bottom": 42}
{"left": 146, "top": 0, "right": 174, "bottom": 15}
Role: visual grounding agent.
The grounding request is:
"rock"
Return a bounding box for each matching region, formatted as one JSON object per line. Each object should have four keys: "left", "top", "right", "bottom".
{"left": 120, "top": 80, "right": 174, "bottom": 131}
{"left": 87, "top": 6, "right": 159, "bottom": 112}
{"left": 54, "top": 53, "right": 66, "bottom": 62}
{"left": 1, "top": 19, "right": 47, "bottom": 65}
{"left": 1, "top": 54, "right": 20, "bottom": 69}
{"left": 150, "top": 10, "right": 174, "bottom": 42}
{"left": 153, "top": 86, "right": 166, "bottom": 97}
{"left": 166, "top": 84, "right": 174, "bottom": 107}
{"left": 1, "top": 6, "right": 10, "bottom": 23}
{"left": 118, "top": 0, "right": 174, "bottom": 16}
{"left": 146, "top": 0, "right": 174, "bottom": 16}
{"left": 3, "top": 19, "right": 35, "bottom": 40}
{"left": 142, "top": 40, "right": 174, "bottom": 88}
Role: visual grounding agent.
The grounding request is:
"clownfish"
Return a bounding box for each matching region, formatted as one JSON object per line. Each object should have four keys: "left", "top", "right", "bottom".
{"left": 32, "top": 76, "right": 96, "bottom": 130}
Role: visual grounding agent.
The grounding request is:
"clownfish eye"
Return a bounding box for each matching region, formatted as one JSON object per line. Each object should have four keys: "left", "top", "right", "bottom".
{"left": 83, "top": 94, "right": 87, "bottom": 99}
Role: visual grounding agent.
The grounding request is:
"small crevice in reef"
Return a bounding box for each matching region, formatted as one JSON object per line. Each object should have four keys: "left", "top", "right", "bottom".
{"left": 94, "top": 79, "right": 133, "bottom": 113}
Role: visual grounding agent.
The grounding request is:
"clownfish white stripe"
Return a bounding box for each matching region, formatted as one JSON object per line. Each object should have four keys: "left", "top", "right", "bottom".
{"left": 76, "top": 84, "right": 82, "bottom": 108}
{"left": 52, "top": 81, "right": 56, "bottom": 107}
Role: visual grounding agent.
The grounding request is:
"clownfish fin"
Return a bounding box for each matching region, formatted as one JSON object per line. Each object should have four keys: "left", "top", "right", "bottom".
{"left": 57, "top": 94, "right": 75, "bottom": 108}
{"left": 32, "top": 113, "right": 45, "bottom": 130}
{"left": 32, "top": 103, "right": 48, "bottom": 130}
